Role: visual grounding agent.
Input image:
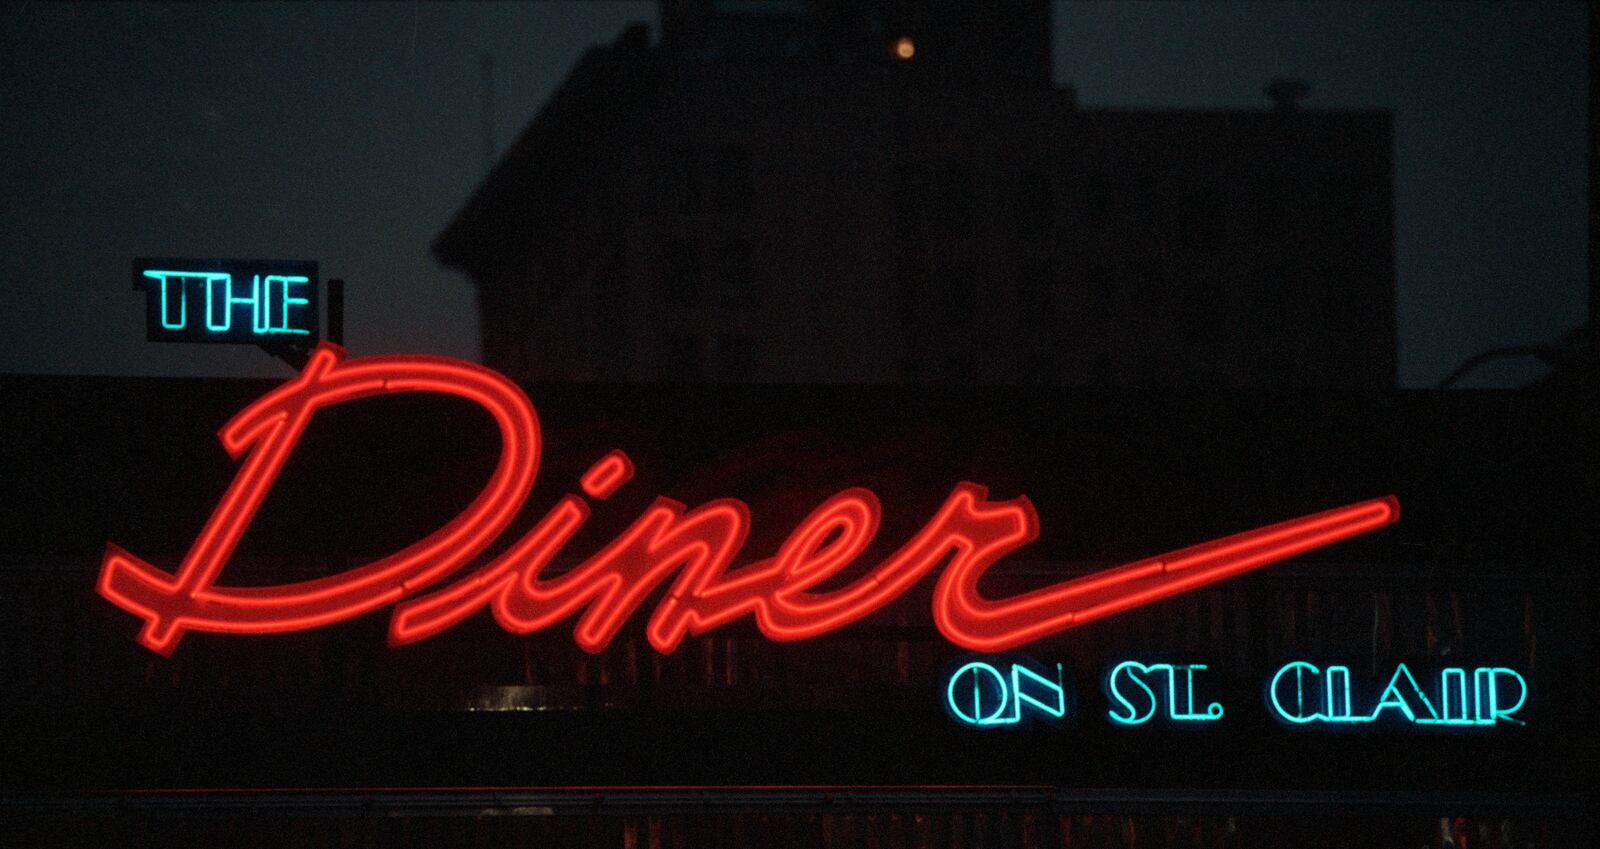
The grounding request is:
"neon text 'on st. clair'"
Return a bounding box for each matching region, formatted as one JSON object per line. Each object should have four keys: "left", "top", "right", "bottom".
{"left": 98, "top": 344, "right": 1400, "bottom": 656}
{"left": 946, "top": 660, "right": 1069, "bottom": 727}
{"left": 1106, "top": 661, "right": 1224, "bottom": 725}
{"left": 1268, "top": 661, "right": 1527, "bottom": 727}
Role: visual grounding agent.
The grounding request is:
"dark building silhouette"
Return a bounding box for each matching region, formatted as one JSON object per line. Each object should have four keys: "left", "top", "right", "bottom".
{"left": 434, "top": 0, "right": 1395, "bottom": 387}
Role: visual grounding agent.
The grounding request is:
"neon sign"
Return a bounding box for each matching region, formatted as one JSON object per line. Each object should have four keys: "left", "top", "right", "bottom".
{"left": 134, "top": 258, "right": 318, "bottom": 343}
{"left": 98, "top": 343, "right": 1398, "bottom": 656}
{"left": 942, "top": 658, "right": 1530, "bottom": 730}
{"left": 945, "top": 659, "right": 1068, "bottom": 727}
{"left": 1105, "top": 661, "right": 1224, "bottom": 725}
{"left": 1267, "top": 661, "right": 1528, "bottom": 726}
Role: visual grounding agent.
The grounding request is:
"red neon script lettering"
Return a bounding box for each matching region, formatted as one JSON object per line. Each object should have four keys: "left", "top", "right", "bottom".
{"left": 98, "top": 343, "right": 1399, "bottom": 655}
{"left": 98, "top": 345, "right": 541, "bottom": 655}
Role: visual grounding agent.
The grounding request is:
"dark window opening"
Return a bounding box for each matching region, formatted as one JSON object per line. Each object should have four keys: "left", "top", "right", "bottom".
{"left": 940, "top": 260, "right": 975, "bottom": 323}
{"left": 1018, "top": 259, "right": 1053, "bottom": 319}
{"left": 1022, "top": 351, "right": 1051, "bottom": 385}
{"left": 716, "top": 334, "right": 755, "bottom": 382}
{"left": 1092, "top": 352, "right": 1112, "bottom": 386}
{"left": 898, "top": 354, "right": 923, "bottom": 382}
{"left": 893, "top": 163, "right": 919, "bottom": 238}
{"left": 1179, "top": 186, "right": 1225, "bottom": 254}
{"left": 717, "top": 239, "right": 753, "bottom": 307}
{"left": 939, "top": 353, "right": 975, "bottom": 383}
{"left": 667, "top": 335, "right": 702, "bottom": 381}
{"left": 713, "top": 144, "right": 752, "bottom": 211}
{"left": 594, "top": 251, "right": 627, "bottom": 307}
{"left": 931, "top": 164, "right": 973, "bottom": 235}
{"left": 1316, "top": 263, "right": 1370, "bottom": 334}
{"left": 1085, "top": 260, "right": 1114, "bottom": 313}
{"left": 668, "top": 146, "right": 699, "bottom": 213}
{"left": 1014, "top": 171, "right": 1053, "bottom": 239}
{"left": 1181, "top": 272, "right": 1226, "bottom": 343}
{"left": 595, "top": 252, "right": 629, "bottom": 376}
{"left": 662, "top": 242, "right": 702, "bottom": 306}
{"left": 894, "top": 260, "right": 924, "bottom": 325}
{"left": 1082, "top": 175, "right": 1114, "bottom": 228}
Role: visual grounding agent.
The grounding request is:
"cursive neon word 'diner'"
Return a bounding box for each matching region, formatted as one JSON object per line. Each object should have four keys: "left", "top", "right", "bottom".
{"left": 99, "top": 344, "right": 1399, "bottom": 656}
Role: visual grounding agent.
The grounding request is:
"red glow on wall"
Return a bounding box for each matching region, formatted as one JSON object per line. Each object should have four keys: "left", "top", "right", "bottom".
{"left": 98, "top": 343, "right": 1399, "bottom": 656}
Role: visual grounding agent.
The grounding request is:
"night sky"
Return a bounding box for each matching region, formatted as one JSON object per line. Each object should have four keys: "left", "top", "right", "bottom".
{"left": 0, "top": 1, "right": 1586, "bottom": 387}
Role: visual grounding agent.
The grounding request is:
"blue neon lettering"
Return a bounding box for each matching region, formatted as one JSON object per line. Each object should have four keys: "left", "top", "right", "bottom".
{"left": 1178, "top": 665, "right": 1223, "bottom": 720}
{"left": 1106, "top": 661, "right": 1222, "bottom": 725}
{"left": 947, "top": 661, "right": 1012, "bottom": 726}
{"left": 263, "top": 275, "right": 311, "bottom": 335}
{"left": 1440, "top": 667, "right": 1470, "bottom": 722}
{"left": 204, "top": 274, "right": 239, "bottom": 332}
{"left": 144, "top": 270, "right": 235, "bottom": 331}
{"left": 163, "top": 272, "right": 312, "bottom": 336}
{"left": 1107, "top": 661, "right": 1157, "bottom": 724}
{"left": 1478, "top": 667, "right": 1527, "bottom": 726}
{"left": 1012, "top": 662, "right": 1067, "bottom": 720}
{"left": 1370, "top": 663, "right": 1437, "bottom": 722}
{"left": 1266, "top": 662, "right": 1528, "bottom": 727}
{"left": 946, "top": 661, "right": 1066, "bottom": 727}
{"left": 141, "top": 271, "right": 188, "bottom": 330}
{"left": 236, "top": 275, "right": 260, "bottom": 333}
{"left": 1268, "top": 661, "right": 1322, "bottom": 723}
{"left": 138, "top": 263, "right": 315, "bottom": 339}
{"left": 1325, "top": 665, "right": 1353, "bottom": 720}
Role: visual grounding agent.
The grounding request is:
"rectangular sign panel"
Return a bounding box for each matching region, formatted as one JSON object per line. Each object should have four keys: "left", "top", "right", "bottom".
{"left": 133, "top": 257, "right": 318, "bottom": 343}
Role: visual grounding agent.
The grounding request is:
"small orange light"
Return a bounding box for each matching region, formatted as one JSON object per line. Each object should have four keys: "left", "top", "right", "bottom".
{"left": 894, "top": 36, "right": 915, "bottom": 61}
